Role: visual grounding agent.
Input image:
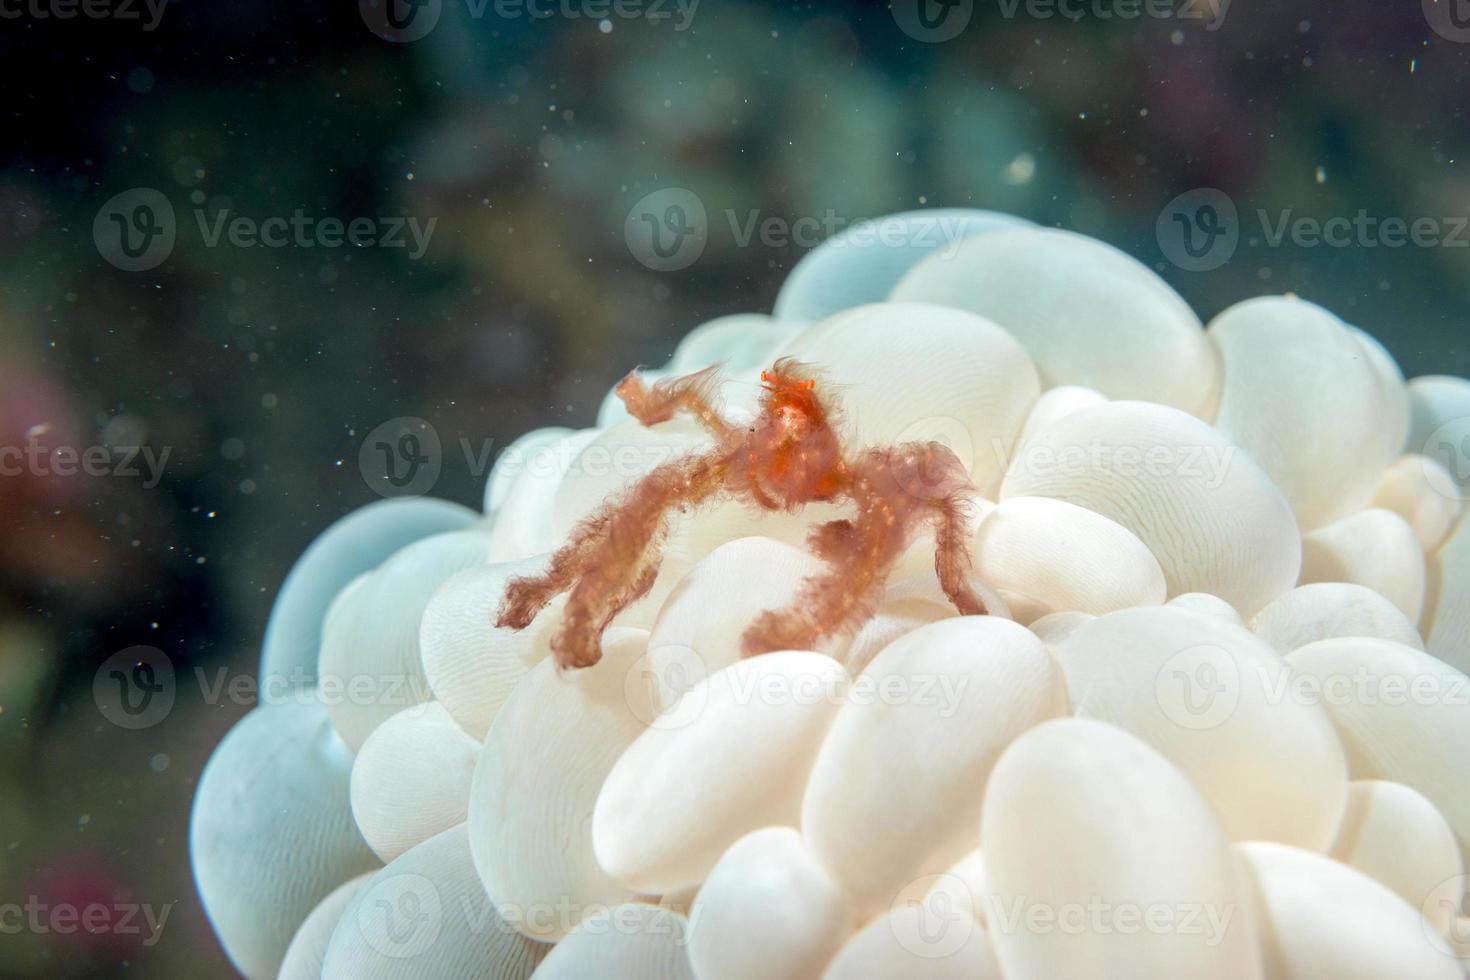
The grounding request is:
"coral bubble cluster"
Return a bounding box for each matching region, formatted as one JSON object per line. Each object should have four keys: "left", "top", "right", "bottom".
{"left": 191, "top": 211, "right": 1470, "bottom": 980}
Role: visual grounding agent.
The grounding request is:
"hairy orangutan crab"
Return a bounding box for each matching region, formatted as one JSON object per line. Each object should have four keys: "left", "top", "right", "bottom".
{"left": 494, "top": 358, "right": 989, "bottom": 670}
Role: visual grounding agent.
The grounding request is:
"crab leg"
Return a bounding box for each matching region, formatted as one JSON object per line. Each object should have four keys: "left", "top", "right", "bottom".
{"left": 930, "top": 494, "right": 988, "bottom": 617}
{"left": 740, "top": 452, "right": 911, "bottom": 656}
{"left": 497, "top": 365, "right": 730, "bottom": 637}
{"left": 740, "top": 442, "right": 986, "bottom": 657}
{"left": 615, "top": 365, "right": 733, "bottom": 443}
{"left": 505, "top": 451, "right": 729, "bottom": 670}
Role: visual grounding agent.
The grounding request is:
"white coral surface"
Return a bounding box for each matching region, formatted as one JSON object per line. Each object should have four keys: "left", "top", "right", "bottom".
{"left": 191, "top": 212, "right": 1470, "bottom": 980}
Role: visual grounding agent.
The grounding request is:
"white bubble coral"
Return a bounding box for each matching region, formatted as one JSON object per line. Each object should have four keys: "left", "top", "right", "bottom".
{"left": 192, "top": 210, "right": 1470, "bottom": 979}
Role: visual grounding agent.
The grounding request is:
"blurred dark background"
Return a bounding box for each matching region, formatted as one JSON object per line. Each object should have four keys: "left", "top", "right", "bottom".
{"left": 0, "top": 0, "right": 1466, "bottom": 974}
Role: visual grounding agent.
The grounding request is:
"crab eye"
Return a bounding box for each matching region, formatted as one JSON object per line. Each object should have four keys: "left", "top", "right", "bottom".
{"left": 760, "top": 371, "right": 773, "bottom": 383}
{"left": 802, "top": 380, "right": 815, "bottom": 391}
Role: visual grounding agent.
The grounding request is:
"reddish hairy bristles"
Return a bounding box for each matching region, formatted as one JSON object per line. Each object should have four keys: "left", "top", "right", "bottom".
{"left": 494, "top": 360, "right": 989, "bottom": 671}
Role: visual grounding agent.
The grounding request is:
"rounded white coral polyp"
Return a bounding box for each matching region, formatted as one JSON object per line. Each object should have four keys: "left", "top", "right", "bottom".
{"left": 999, "top": 400, "right": 1302, "bottom": 618}
{"left": 890, "top": 226, "right": 1220, "bottom": 417}
{"left": 774, "top": 301, "right": 1041, "bottom": 496}
{"left": 1208, "top": 296, "right": 1409, "bottom": 532}
{"left": 192, "top": 213, "right": 1470, "bottom": 980}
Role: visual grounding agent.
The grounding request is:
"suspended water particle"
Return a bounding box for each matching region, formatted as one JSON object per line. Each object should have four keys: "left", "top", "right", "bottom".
{"left": 127, "top": 67, "right": 155, "bottom": 94}
{"left": 1004, "top": 153, "right": 1037, "bottom": 186}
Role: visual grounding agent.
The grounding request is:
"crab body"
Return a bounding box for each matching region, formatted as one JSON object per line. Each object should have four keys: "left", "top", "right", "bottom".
{"left": 495, "top": 359, "right": 987, "bottom": 670}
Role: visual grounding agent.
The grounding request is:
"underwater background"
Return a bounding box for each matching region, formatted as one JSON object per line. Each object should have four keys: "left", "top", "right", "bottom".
{"left": 0, "top": 0, "right": 1467, "bottom": 974}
